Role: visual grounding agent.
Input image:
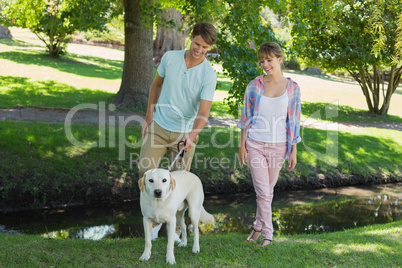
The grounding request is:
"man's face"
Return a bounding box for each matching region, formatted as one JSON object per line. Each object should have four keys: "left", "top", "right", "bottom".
{"left": 189, "top": 34, "right": 211, "bottom": 60}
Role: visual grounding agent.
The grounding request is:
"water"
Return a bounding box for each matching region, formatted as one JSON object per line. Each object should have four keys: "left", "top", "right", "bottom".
{"left": 0, "top": 183, "right": 400, "bottom": 240}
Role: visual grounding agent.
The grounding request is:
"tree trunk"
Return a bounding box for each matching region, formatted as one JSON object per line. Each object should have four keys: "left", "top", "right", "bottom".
{"left": 0, "top": 25, "right": 12, "bottom": 38}
{"left": 380, "top": 65, "right": 401, "bottom": 115}
{"left": 356, "top": 68, "right": 375, "bottom": 113}
{"left": 353, "top": 66, "right": 400, "bottom": 116}
{"left": 114, "top": 0, "right": 154, "bottom": 110}
{"left": 153, "top": 8, "right": 188, "bottom": 65}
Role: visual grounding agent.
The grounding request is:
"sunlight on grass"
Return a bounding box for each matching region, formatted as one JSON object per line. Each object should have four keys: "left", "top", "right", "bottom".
{"left": 333, "top": 243, "right": 391, "bottom": 255}
{"left": 362, "top": 226, "right": 402, "bottom": 236}
{"left": 65, "top": 144, "right": 92, "bottom": 158}
{"left": 210, "top": 100, "right": 234, "bottom": 118}
{"left": 0, "top": 76, "right": 115, "bottom": 109}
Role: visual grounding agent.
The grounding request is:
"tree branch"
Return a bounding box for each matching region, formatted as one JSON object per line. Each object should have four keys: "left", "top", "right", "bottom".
{"left": 394, "top": 65, "right": 402, "bottom": 92}
{"left": 381, "top": 65, "right": 395, "bottom": 115}
{"left": 33, "top": 31, "right": 50, "bottom": 51}
{"left": 358, "top": 67, "right": 374, "bottom": 112}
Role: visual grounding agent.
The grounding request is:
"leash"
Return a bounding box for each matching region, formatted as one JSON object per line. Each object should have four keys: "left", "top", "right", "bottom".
{"left": 168, "top": 140, "right": 186, "bottom": 171}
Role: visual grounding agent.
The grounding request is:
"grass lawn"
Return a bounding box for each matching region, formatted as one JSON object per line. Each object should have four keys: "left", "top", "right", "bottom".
{"left": 1, "top": 120, "right": 401, "bottom": 207}
{"left": 0, "top": 221, "right": 401, "bottom": 267}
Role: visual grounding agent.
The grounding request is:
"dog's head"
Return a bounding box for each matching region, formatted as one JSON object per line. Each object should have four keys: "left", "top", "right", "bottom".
{"left": 138, "top": 168, "right": 176, "bottom": 199}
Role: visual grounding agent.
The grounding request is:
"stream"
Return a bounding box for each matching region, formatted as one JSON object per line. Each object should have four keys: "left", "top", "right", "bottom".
{"left": 0, "top": 183, "right": 400, "bottom": 240}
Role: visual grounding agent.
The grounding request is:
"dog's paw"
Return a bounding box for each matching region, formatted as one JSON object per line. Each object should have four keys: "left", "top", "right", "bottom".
{"left": 178, "top": 241, "right": 187, "bottom": 247}
{"left": 192, "top": 246, "right": 200, "bottom": 254}
{"left": 166, "top": 255, "right": 176, "bottom": 264}
{"left": 139, "top": 252, "right": 151, "bottom": 261}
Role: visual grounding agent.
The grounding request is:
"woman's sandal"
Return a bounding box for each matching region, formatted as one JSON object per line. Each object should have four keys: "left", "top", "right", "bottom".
{"left": 258, "top": 239, "right": 272, "bottom": 247}
{"left": 246, "top": 228, "right": 261, "bottom": 242}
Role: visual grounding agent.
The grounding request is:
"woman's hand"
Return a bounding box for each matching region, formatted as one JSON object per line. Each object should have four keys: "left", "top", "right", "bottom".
{"left": 287, "top": 147, "right": 297, "bottom": 171}
{"left": 238, "top": 145, "right": 248, "bottom": 166}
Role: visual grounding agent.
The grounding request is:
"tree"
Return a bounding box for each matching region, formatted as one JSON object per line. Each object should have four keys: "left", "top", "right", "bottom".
{"left": 114, "top": 0, "right": 212, "bottom": 110}
{"left": 0, "top": 25, "right": 11, "bottom": 38}
{"left": 153, "top": 7, "right": 188, "bottom": 65}
{"left": 213, "top": 0, "right": 281, "bottom": 116}
{"left": 0, "top": 6, "right": 12, "bottom": 38}
{"left": 114, "top": 0, "right": 154, "bottom": 109}
{"left": 0, "top": 0, "right": 112, "bottom": 58}
{"left": 115, "top": 0, "right": 285, "bottom": 112}
{"left": 177, "top": 0, "right": 284, "bottom": 116}
{"left": 288, "top": 0, "right": 402, "bottom": 115}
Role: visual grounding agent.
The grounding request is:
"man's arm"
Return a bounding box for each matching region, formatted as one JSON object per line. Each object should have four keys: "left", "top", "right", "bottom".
{"left": 182, "top": 99, "right": 212, "bottom": 151}
{"left": 141, "top": 72, "right": 164, "bottom": 138}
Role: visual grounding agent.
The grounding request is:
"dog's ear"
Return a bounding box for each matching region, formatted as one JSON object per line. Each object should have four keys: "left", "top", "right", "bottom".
{"left": 138, "top": 170, "right": 152, "bottom": 192}
{"left": 138, "top": 176, "right": 145, "bottom": 192}
{"left": 169, "top": 173, "right": 176, "bottom": 191}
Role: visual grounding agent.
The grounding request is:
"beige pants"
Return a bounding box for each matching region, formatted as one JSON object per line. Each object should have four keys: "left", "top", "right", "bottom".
{"left": 138, "top": 121, "right": 198, "bottom": 178}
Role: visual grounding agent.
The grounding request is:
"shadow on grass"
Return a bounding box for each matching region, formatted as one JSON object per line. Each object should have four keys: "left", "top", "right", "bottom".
{"left": 195, "top": 126, "right": 401, "bottom": 194}
{"left": 0, "top": 50, "right": 123, "bottom": 80}
{"left": 0, "top": 121, "right": 141, "bottom": 208}
{"left": 302, "top": 102, "right": 402, "bottom": 123}
{"left": 298, "top": 127, "right": 401, "bottom": 178}
{"left": 0, "top": 76, "right": 115, "bottom": 108}
{"left": 216, "top": 80, "right": 232, "bottom": 92}
{"left": 0, "top": 37, "right": 39, "bottom": 48}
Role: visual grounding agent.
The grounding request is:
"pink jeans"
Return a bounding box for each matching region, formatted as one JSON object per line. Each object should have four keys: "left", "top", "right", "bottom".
{"left": 246, "top": 138, "right": 287, "bottom": 240}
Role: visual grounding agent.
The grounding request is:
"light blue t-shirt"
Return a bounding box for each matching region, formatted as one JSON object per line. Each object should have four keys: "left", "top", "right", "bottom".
{"left": 153, "top": 50, "right": 217, "bottom": 133}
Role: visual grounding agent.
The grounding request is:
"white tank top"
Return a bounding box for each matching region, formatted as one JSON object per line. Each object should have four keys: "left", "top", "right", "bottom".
{"left": 248, "top": 90, "right": 288, "bottom": 143}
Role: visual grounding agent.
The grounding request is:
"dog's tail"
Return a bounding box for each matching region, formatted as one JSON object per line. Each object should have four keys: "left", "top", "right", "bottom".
{"left": 200, "top": 206, "right": 215, "bottom": 224}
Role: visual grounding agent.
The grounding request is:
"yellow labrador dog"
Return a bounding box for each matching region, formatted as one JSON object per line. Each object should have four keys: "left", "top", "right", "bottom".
{"left": 138, "top": 168, "right": 214, "bottom": 264}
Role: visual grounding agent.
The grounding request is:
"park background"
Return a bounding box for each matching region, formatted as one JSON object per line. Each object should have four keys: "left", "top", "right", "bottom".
{"left": 0, "top": 1, "right": 401, "bottom": 267}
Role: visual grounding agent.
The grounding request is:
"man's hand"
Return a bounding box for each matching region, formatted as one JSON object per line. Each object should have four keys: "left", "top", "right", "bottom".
{"left": 141, "top": 119, "right": 152, "bottom": 139}
{"left": 181, "top": 133, "right": 196, "bottom": 151}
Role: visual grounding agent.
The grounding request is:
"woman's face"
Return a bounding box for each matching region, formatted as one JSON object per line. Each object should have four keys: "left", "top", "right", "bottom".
{"left": 260, "top": 55, "right": 282, "bottom": 75}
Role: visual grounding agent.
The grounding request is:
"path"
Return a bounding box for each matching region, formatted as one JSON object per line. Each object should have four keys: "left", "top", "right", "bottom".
{"left": 1, "top": 106, "right": 401, "bottom": 131}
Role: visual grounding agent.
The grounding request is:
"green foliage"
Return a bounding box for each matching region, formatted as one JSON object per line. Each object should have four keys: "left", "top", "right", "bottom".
{"left": 0, "top": 0, "right": 112, "bottom": 57}
{"left": 161, "top": 0, "right": 288, "bottom": 117}
{"left": 393, "top": 12, "right": 402, "bottom": 64}
{"left": 211, "top": 0, "right": 284, "bottom": 116}
{"left": 288, "top": 0, "right": 402, "bottom": 115}
{"left": 289, "top": 0, "right": 402, "bottom": 69}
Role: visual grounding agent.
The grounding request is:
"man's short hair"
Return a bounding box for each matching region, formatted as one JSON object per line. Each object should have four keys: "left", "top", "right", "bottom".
{"left": 191, "top": 22, "right": 217, "bottom": 46}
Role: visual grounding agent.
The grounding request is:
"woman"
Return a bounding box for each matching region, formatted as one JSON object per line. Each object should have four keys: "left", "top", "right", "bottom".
{"left": 237, "top": 42, "right": 301, "bottom": 247}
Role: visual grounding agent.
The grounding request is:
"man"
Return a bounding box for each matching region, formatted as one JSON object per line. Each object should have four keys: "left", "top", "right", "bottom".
{"left": 138, "top": 22, "right": 217, "bottom": 178}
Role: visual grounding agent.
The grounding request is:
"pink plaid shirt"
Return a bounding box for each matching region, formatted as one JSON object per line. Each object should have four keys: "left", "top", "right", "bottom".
{"left": 237, "top": 75, "right": 302, "bottom": 159}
